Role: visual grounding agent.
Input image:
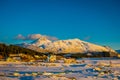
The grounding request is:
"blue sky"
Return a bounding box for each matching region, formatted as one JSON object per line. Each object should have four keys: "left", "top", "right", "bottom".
{"left": 0, "top": 0, "right": 120, "bottom": 49}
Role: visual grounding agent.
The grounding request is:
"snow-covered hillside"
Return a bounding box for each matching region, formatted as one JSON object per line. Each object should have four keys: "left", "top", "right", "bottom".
{"left": 17, "top": 37, "right": 117, "bottom": 56}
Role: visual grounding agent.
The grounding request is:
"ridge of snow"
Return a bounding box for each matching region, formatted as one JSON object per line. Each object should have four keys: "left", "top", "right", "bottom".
{"left": 18, "top": 38, "right": 116, "bottom": 54}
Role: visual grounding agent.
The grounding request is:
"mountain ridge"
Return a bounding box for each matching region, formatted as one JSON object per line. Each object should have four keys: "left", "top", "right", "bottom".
{"left": 17, "top": 37, "right": 118, "bottom": 57}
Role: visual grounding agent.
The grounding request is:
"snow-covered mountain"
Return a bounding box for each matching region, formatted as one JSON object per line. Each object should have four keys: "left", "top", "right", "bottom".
{"left": 17, "top": 37, "right": 117, "bottom": 56}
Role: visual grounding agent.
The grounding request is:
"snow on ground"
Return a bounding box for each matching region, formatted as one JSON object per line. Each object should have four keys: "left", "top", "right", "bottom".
{"left": 0, "top": 58, "right": 120, "bottom": 80}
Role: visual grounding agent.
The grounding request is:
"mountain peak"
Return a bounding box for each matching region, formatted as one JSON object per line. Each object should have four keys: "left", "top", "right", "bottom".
{"left": 37, "top": 36, "right": 48, "bottom": 41}
{"left": 31, "top": 36, "right": 51, "bottom": 47}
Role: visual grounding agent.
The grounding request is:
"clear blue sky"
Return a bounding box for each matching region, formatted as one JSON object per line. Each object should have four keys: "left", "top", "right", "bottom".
{"left": 0, "top": 0, "right": 120, "bottom": 49}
